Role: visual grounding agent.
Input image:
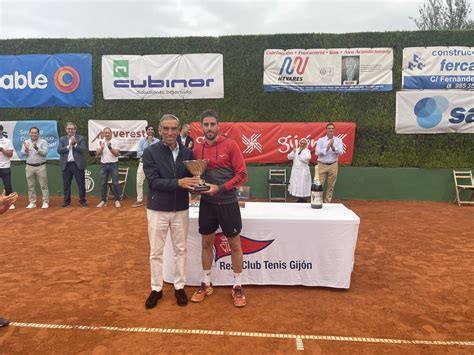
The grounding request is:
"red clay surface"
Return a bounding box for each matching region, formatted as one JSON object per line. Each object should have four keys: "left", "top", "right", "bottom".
{"left": 0, "top": 196, "right": 473, "bottom": 354}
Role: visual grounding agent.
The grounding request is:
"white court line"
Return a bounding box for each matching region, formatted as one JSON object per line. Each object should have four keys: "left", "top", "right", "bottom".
{"left": 8, "top": 322, "right": 474, "bottom": 347}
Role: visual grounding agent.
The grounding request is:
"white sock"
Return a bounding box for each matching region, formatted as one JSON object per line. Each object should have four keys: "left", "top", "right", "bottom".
{"left": 233, "top": 272, "right": 242, "bottom": 288}
{"left": 203, "top": 269, "right": 212, "bottom": 285}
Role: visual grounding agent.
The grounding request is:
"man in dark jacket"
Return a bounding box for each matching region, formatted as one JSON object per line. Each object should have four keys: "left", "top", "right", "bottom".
{"left": 57, "top": 122, "right": 88, "bottom": 208}
{"left": 142, "top": 114, "right": 200, "bottom": 309}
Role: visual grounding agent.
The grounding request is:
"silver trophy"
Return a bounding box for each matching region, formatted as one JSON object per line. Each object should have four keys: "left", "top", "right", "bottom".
{"left": 183, "top": 159, "right": 210, "bottom": 192}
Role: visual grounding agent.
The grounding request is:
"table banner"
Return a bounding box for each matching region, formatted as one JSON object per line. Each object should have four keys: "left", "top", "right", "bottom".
{"left": 0, "top": 54, "right": 93, "bottom": 107}
{"left": 190, "top": 122, "right": 356, "bottom": 164}
{"left": 396, "top": 91, "right": 474, "bottom": 134}
{"left": 0, "top": 120, "right": 59, "bottom": 160}
{"left": 264, "top": 48, "right": 393, "bottom": 92}
{"left": 163, "top": 203, "right": 360, "bottom": 288}
{"left": 88, "top": 120, "right": 148, "bottom": 156}
{"left": 402, "top": 47, "right": 474, "bottom": 90}
{"left": 102, "top": 54, "right": 224, "bottom": 99}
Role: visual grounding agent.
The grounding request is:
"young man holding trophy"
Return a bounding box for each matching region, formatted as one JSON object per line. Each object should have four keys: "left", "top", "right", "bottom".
{"left": 142, "top": 114, "right": 201, "bottom": 309}
{"left": 190, "top": 109, "right": 249, "bottom": 308}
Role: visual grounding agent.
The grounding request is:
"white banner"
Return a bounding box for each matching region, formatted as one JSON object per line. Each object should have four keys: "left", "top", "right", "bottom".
{"left": 264, "top": 48, "right": 393, "bottom": 92}
{"left": 396, "top": 91, "right": 474, "bottom": 134}
{"left": 402, "top": 47, "right": 474, "bottom": 90}
{"left": 88, "top": 120, "right": 148, "bottom": 152}
{"left": 164, "top": 203, "right": 360, "bottom": 288}
{"left": 102, "top": 54, "right": 224, "bottom": 99}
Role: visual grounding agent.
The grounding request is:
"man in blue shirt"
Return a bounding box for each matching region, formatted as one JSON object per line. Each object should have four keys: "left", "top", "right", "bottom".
{"left": 133, "top": 125, "right": 159, "bottom": 207}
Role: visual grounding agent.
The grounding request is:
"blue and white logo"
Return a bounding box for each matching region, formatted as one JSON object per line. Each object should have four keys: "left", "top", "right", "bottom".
{"left": 407, "top": 54, "right": 425, "bottom": 71}
{"left": 414, "top": 96, "right": 449, "bottom": 129}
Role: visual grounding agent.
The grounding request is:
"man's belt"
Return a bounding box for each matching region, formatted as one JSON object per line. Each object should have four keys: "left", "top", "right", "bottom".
{"left": 26, "top": 162, "right": 46, "bottom": 167}
{"left": 318, "top": 161, "right": 337, "bottom": 165}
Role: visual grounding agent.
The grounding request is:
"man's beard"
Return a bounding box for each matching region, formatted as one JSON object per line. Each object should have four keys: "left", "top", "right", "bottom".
{"left": 205, "top": 131, "right": 216, "bottom": 140}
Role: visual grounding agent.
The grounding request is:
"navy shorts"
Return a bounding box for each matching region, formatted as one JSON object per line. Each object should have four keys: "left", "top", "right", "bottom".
{"left": 198, "top": 199, "right": 242, "bottom": 237}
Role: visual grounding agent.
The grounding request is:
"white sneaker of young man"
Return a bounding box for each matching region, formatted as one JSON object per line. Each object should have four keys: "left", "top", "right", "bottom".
{"left": 97, "top": 201, "right": 107, "bottom": 208}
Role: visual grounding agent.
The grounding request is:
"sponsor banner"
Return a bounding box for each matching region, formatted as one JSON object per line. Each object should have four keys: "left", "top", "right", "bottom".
{"left": 402, "top": 47, "right": 474, "bottom": 90}
{"left": 263, "top": 48, "right": 393, "bottom": 93}
{"left": 0, "top": 120, "right": 59, "bottom": 160}
{"left": 0, "top": 54, "right": 93, "bottom": 107}
{"left": 164, "top": 203, "right": 360, "bottom": 287}
{"left": 396, "top": 91, "right": 474, "bottom": 134}
{"left": 102, "top": 54, "right": 224, "bottom": 99}
{"left": 88, "top": 120, "right": 148, "bottom": 155}
{"left": 190, "top": 122, "right": 356, "bottom": 164}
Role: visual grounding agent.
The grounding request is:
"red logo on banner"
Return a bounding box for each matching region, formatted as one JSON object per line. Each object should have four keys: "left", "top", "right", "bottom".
{"left": 214, "top": 232, "right": 274, "bottom": 261}
{"left": 190, "top": 122, "right": 356, "bottom": 164}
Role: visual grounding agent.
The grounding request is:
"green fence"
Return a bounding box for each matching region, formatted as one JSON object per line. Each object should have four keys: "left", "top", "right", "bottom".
{"left": 6, "top": 165, "right": 471, "bottom": 202}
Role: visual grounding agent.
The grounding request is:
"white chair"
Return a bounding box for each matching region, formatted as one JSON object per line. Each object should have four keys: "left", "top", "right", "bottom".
{"left": 453, "top": 170, "right": 474, "bottom": 206}
{"left": 268, "top": 169, "right": 287, "bottom": 202}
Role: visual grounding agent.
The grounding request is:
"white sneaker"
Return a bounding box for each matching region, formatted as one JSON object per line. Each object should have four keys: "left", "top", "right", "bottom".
{"left": 96, "top": 201, "right": 107, "bottom": 208}
{"left": 26, "top": 203, "right": 36, "bottom": 209}
{"left": 9, "top": 204, "right": 15, "bottom": 210}
{"left": 115, "top": 200, "right": 121, "bottom": 208}
{"left": 41, "top": 202, "right": 49, "bottom": 209}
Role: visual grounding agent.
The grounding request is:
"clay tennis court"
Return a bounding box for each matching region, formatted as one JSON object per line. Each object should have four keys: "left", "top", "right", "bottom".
{"left": 0, "top": 196, "right": 473, "bottom": 353}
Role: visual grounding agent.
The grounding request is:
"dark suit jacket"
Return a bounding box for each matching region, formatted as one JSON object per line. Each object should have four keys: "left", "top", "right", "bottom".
{"left": 177, "top": 135, "right": 193, "bottom": 148}
{"left": 143, "top": 141, "right": 193, "bottom": 212}
{"left": 57, "top": 134, "right": 87, "bottom": 170}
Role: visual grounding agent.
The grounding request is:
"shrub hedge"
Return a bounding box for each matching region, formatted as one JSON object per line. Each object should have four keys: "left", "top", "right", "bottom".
{"left": 0, "top": 30, "right": 473, "bottom": 168}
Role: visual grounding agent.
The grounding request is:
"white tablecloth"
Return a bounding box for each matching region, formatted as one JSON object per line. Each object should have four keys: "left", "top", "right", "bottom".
{"left": 163, "top": 202, "right": 360, "bottom": 288}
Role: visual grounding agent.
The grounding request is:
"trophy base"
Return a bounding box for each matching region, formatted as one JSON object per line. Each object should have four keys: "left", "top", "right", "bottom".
{"left": 194, "top": 184, "right": 210, "bottom": 192}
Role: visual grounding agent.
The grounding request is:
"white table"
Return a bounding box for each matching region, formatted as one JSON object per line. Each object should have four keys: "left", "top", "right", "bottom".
{"left": 163, "top": 202, "right": 360, "bottom": 288}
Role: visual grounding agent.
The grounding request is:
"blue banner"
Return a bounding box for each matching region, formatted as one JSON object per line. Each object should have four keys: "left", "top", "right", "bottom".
{"left": 403, "top": 75, "right": 474, "bottom": 90}
{"left": 0, "top": 54, "right": 93, "bottom": 107}
{"left": 264, "top": 84, "right": 393, "bottom": 93}
{"left": 0, "top": 120, "right": 60, "bottom": 160}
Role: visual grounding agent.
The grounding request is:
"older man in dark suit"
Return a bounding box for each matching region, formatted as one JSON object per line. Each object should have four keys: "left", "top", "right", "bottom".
{"left": 57, "top": 122, "right": 88, "bottom": 207}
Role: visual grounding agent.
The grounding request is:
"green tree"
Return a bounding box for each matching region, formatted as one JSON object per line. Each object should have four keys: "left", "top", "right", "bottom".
{"left": 411, "top": 0, "right": 474, "bottom": 30}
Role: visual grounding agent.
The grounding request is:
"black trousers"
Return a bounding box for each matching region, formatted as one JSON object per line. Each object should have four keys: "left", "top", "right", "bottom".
{"left": 62, "top": 162, "right": 86, "bottom": 204}
{"left": 0, "top": 168, "right": 13, "bottom": 195}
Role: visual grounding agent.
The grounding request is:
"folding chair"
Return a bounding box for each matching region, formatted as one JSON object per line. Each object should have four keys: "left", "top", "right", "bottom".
{"left": 108, "top": 167, "right": 129, "bottom": 200}
{"left": 268, "top": 168, "right": 287, "bottom": 202}
{"left": 453, "top": 170, "right": 474, "bottom": 206}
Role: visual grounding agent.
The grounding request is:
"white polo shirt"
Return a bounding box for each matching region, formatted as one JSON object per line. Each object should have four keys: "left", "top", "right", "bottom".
{"left": 99, "top": 138, "right": 120, "bottom": 163}
{"left": 0, "top": 137, "right": 13, "bottom": 168}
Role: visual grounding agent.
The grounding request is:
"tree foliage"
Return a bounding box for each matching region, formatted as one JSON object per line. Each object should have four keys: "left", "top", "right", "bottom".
{"left": 412, "top": 0, "right": 474, "bottom": 30}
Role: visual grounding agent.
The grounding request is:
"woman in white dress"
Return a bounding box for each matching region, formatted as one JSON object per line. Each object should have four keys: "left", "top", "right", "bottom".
{"left": 287, "top": 138, "right": 312, "bottom": 202}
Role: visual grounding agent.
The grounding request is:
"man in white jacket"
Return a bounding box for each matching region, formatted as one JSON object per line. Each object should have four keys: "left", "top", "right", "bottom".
{"left": 288, "top": 138, "right": 312, "bottom": 202}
